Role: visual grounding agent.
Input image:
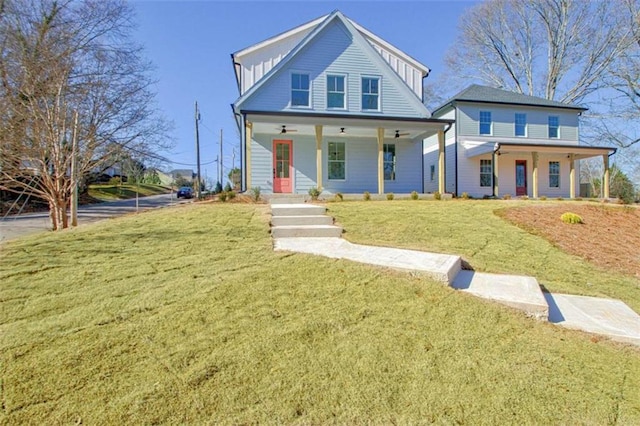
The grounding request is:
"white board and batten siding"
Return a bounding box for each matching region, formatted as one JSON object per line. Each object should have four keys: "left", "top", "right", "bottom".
{"left": 240, "top": 20, "right": 427, "bottom": 118}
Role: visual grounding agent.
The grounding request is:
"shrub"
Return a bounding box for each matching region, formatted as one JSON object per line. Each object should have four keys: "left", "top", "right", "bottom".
{"left": 461, "top": 192, "right": 470, "bottom": 200}
{"left": 334, "top": 192, "right": 344, "bottom": 202}
{"left": 219, "top": 191, "right": 228, "bottom": 202}
{"left": 214, "top": 181, "right": 223, "bottom": 194}
{"left": 556, "top": 197, "right": 564, "bottom": 201}
{"left": 433, "top": 191, "right": 441, "bottom": 200}
{"left": 308, "top": 187, "right": 321, "bottom": 201}
{"left": 521, "top": 195, "right": 529, "bottom": 200}
{"left": 227, "top": 191, "right": 236, "bottom": 200}
{"left": 363, "top": 191, "right": 371, "bottom": 201}
{"left": 108, "top": 176, "right": 122, "bottom": 186}
{"left": 386, "top": 193, "right": 394, "bottom": 200}
{"left": 224, "top": 182, "right": 232, "bottom": 192}
{"left": 540, "top": 195, "right": 547, "bottom": 201}
{"left": 250, "top": 186, "right": 261, "bottom": 202}
{"left": 503, "top": 194, "right": 512, "bottom": 200}
{"left": 573, "top": 197, "right": 583, "bottom": 201}
{"left": 561, "top": 212, "right": 583, "bottom": 224}
{"left": 410, "top": 191, "right": 419, "bottom": 200}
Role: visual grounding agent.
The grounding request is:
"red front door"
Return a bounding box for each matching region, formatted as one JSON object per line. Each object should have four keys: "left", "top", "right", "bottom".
{"left": 515, "top": 160, "right": 527, "bottom": 196}
{"left": 273, "top": 140, "right": 293, "bottom": 193}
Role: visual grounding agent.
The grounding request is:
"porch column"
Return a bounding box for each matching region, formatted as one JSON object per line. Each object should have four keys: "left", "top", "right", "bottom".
{"left": 438, "top": 130, "right": 445, "bottom": 194}
{"left": 532, "top": 152, "right": 539, "bottom": 198}
{"left": 569, "top": 154, "right": 576, "bottom": 199}
{"left": 245, "top": 121, "right": 253, "bottom": 190}
{"left": 603, "top": 154, "right": 610, "bottom": 199}
{"left": 377, "top": 127, "right": 384, "bottom": 194}
{"left": 493, "top": 151, "right": 499, "bottom": 197}
{"left": 315, "top": 125, "right": 323, "bottom": 191}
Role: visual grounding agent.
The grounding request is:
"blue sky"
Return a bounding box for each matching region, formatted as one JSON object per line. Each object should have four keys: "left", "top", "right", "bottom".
{"left": 131, "top": 0, "right": 477, "bottom": 184}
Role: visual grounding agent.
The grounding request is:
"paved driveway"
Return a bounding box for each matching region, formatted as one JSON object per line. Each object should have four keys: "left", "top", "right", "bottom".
{"left": 0, "top": 194, "right": 190, "bottom": 242}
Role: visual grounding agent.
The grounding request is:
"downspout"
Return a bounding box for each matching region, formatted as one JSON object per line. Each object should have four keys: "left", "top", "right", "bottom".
{"left": 454, "top": 108, "right": 458, "bottom": 197}
{"left": 443, "top": 121, "right": 452, "bottom": 195}
{"left": 232, "top": 107, "right": 244, "bottom": 192}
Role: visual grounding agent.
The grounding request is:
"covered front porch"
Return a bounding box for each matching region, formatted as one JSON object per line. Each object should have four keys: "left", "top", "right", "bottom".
{"left": 240, "top": 111, "right": 453, "bottom": 195}
{"left": 490, "top": 143, "right": 617, "bottom": 199}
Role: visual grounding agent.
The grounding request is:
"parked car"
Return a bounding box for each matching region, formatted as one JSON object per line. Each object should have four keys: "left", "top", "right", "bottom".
{"left": 177, "top": 186, "right": 193, "bottom": 199}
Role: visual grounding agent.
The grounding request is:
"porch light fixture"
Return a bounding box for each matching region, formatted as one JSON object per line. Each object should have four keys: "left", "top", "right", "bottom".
{"left": 339, "top": 127, "right": 345, "bottom": 135}
{"left": 395, "top": 130, "right": 400, "bottom": 138}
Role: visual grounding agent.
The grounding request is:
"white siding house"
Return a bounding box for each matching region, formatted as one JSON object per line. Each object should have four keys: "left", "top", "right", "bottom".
{"left": 231, "top": 10, "right": 451, "bottom": 195}
{"left": 423, "top": 85, "right": 615, "bottom": 199}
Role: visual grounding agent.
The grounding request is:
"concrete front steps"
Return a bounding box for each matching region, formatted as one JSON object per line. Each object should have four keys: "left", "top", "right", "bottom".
{"left": 270, "top": 200, "right": 342, "bottom": 239}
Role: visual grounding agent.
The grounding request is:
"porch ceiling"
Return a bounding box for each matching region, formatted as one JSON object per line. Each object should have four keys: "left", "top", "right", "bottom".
{"left": 496, "top": 143, "right": 616, "bottom": 160}
{"left": 244, "top": 111, "right": 452, "bottom": 140}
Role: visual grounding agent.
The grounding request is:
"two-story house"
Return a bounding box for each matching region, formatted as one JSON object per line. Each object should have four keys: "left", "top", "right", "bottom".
{"left": 424, "top": 85, "right": 616, "bottom": 198}
{"left": 231, "top": 10, "right": 452, "bottom": 195}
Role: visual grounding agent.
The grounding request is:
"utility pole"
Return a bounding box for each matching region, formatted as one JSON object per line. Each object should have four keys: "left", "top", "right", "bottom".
{"left": 219, "top": 128, "right": 224, "bottom": 186}
{"left": 195, "top": 101, "right": 202, "bottom": 198}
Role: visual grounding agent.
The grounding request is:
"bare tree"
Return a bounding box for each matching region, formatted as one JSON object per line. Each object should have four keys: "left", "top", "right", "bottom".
{"left": 445, "top": 0, "right": 637, "bottom": 104}
{"left": 0, "top": 0, "right": 171, "bottom": 230}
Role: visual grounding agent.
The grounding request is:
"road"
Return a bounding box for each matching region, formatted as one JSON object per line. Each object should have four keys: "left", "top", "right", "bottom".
{"left": 0, "top": 194, "right": 191, "bottom": 243}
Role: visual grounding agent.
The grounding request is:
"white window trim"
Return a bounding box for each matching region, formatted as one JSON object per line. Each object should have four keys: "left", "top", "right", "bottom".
{"left": 549, "top": 161, "right": 560, "bottom": 188}
{"left": 290, "top": 71, "right": 311, "bottom": 109}
{"left": 326, "top": 74, "right": 347, "bottom": 110}
{"left": 548, "top": 115, "right": 560, "bottom": 139}
{"left": 479, "top": 111, "right": 492, "bottom": 136}
{"left": 361, "top": 75, "right": 381, "bottom": 112}
{"left": 515, "top": 113, "right": 527, "bottom": 137}
{"left": 480, "top": 158, "right": 492, "bottom": 187}
{"left": 383, "top": 143, "right": 396, "bottom": 181}
{"left": 327, "top": 141, "right": 347, "bottom": 181}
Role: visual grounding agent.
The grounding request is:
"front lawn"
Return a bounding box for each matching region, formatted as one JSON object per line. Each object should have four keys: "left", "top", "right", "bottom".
{"left": 1, "top": 203, "right": 639, "bottom": 424}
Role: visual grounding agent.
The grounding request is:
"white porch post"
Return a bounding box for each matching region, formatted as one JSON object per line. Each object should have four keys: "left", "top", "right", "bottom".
{"left": 245, "top": 121, "right": 253, "bottom": 190}
{"left": 377, "top": 127, "right": 384, "bottom": 194}
{"left": 438, "top": 130, "right": 445, "bottom": 194}
{"left": 315, "top": 125, "right": 323, "bottom": 191}
{"left": 603, "top": 154, "right": 610, "bottom": 199}
{"left": 493, "top": 151, "right": 499, "bottom": 197}
{"left": 569, "top": 154, "right": 576, "bottom": 199}
{"left": 532, "top": 152, "right": 539, "bottom": 198}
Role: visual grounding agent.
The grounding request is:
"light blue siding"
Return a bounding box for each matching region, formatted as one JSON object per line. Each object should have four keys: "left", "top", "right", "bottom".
{"left": 241, "top": 20, "right": 427, "bottom": 118}
{"left": 383, "top": 140, "right": 423, "bottom": 193}
{"left": 457, "top": 103, "right": 579, "bottom": 141}
{"left": 250, "top": 135, "right": 274, "bottom": 193}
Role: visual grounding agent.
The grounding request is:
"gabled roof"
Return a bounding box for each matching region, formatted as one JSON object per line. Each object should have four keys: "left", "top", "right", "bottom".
{"left": 233, "top": 10, "right": 431, "bottom": 117}
{"left": 433, "top": 84, "right": 587, "bottom": 116}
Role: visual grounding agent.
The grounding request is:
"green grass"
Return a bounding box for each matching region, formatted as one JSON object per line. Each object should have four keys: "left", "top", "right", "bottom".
{"left": 1, "top": 203, "right": 639, "bottom": 424}
{"left": 87, "top": 183, "right": 170, "bottom": 201}
{"left": 329, "top": 200, "right": 640, "bottom": 313}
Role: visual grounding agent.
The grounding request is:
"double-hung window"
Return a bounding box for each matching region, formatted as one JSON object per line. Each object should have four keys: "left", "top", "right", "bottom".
{"left": 515, "top": 113, "right": 527, "bottom": 137}
{"left": 383, "top": 144, "right": 396, "bottom": 181}
{"left": 327, "top": 75, "right": 345, "bottom": 109}
{"left": 480, "top": 159, "right": 492, "bottom": 187}
{"left": 361, "top": 77, "right": 379, "bottom": 111}
{"left": 549, "top": 161, "right": 560, "bottom": 188}
{"left": 479, "top": 111, "right": 492, "bottom": 135}
{"left": 548, "top": 116, "right": 559, "bottom": 138}
{"left": 328, "top": 142, "right": 346, "bottom": 180}
{"left": 291, "top": 73, "right": 310, "bottom": 107}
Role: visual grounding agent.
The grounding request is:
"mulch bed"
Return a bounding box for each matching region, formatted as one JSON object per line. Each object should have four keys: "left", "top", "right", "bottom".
{"left": 498, "top": 203, "right": 640, "bottom": 278}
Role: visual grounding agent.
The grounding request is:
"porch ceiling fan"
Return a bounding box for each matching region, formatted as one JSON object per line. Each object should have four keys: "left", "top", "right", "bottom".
{"left": 393, "top": 129, "right": 410, "bottom": 138}
{"left": 277, "top": 125, "right": 298, "bottom": 134}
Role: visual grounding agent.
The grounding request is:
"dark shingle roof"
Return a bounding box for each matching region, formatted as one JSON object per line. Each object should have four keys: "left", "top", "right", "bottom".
{"left": 433, "top": 84, "right": 587, "bottom": 115}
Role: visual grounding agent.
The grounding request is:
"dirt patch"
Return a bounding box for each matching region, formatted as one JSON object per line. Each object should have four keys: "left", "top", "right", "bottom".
{"left": 498, "top": 203, "right": 640, "bottom": 278}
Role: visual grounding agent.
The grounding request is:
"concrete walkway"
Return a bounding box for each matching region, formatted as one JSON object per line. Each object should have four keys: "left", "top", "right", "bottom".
{"left": 271, "top": 201, "right": 640, "bottom": 347}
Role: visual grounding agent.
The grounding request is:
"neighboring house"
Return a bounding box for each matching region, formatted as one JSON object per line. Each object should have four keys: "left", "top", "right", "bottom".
{"left": 423, "top": 85, "right": 616, "bottom": 198}
{"left": 231, "top": 10, "right": 452, "bottom": 195}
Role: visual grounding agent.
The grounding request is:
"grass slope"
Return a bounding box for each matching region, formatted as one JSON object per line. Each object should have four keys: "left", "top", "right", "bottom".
{"left": 329, "top": 200, "right": 640, "bottom": 312}
{"left": 87, "top": 183, "right": 170, "bottom": 201}
{"left": 1, "top": 203, "right": 639, "bottom": 424}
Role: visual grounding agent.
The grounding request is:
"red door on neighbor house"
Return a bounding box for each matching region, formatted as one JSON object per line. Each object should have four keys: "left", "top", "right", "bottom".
{"left": 515, "top": 160, "right": 527, "bottom": 196}
{"left": 273, "top": 140, "right": 293, "bottom": 193}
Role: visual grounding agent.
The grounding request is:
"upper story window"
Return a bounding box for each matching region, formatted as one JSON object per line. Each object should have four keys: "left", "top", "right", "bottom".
{"left": 361, "top": 77, "right": 380, "bottom": 111}
{"left": 383, "top": 143, "right": 396, "bottom": 181}
{"left": 479, "top": 111, "right": 492, "bottom": 135}
{"left": 515, "top": 113, "right": 527, "bottom": 137}
{"left": 327, "top": 75, "right": 345, "bottom": 109}
{"left": 548, "top": 116, "right": 559, "bottom": 138}
{"left": 291, "top": 73, "right": 310, "bottom": 107}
